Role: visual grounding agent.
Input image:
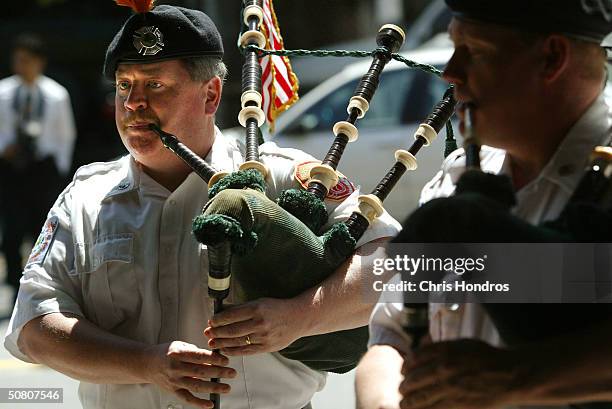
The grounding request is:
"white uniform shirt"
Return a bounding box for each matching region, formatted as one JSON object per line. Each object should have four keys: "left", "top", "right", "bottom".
{"left": 4, "top": 128, "right": 401, "bottom": 409}
{"left": 0, "top": 74, "right": 76, "bottom": 175}
{"left": 369, "top": 93, "right": 612, "bottom": 391}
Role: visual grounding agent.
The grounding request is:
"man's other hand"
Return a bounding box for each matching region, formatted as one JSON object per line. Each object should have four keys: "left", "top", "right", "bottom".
{"left": 204, "top": 297, "right": 306, "bottom": 356}
{"left": 145, "top": 341, "right": 237, "bottom": 409}
{"left": 399, "top": 339, "right": 522, "bottom": 409}
{"left": 1, "top": 143, "right": 19, "bottom": 160}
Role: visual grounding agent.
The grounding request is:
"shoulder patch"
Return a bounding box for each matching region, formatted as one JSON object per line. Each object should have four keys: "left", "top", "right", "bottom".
{"left": 26, "top": 216, "right": 59, "bottom": 267}
{"left": 259, "top": 141, "right": 317, "bottom": 162}
{"left": 294, "top": 161, "right": 356, "bottom": 201}
{"left": 73, "top": 157, "right": 126, "bottom": 181}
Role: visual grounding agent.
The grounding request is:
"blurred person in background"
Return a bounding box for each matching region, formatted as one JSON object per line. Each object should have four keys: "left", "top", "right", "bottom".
{"left": 0, "top": 33, "right": 76, "bottom": 306}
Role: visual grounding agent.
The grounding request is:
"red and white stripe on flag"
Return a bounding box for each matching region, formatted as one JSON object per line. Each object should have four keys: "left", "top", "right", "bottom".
{"left": 260, "top": 0, "right": 299, "bottom": 132}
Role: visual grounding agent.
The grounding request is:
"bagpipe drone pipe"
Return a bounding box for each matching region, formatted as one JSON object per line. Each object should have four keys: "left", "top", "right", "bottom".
{"left": 395, "top": 105, "right": 612, "bottom": 355}
{"left": 150, "top": 0, "right": 456, "bottom": 379}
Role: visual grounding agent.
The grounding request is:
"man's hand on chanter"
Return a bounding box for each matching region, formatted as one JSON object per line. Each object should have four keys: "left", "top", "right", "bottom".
{"left": 144, "top": 341, "right": 237, "bottom": 409}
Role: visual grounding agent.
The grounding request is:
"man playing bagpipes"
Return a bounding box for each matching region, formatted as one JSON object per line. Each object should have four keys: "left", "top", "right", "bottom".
{"left": 2, "top": 2, "right": 401, "bottom": 409}
{"left": 356, "top": 1, "right": 612, "bottom": 408}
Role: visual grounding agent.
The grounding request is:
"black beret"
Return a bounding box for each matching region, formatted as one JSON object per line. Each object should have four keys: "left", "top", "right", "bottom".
{"left": 445, "top": 0, "right": 612, "bottom": 45}
{"left": 103, "top": 5, "right": 223, "bottom": 80}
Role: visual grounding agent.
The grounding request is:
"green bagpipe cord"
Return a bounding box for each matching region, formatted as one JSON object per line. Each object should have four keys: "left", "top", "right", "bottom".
{"left": 193, "top": 187, "right": 368, "bottom": 373}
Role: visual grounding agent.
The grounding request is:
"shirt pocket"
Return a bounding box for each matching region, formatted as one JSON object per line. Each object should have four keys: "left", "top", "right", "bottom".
{"left": 74, "top": 233, "right": 138, "bottom": 331}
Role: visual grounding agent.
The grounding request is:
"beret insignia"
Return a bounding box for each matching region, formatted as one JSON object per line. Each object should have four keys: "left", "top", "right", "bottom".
{"left": 133, "top": 26, "right": 165, "bottom": 56}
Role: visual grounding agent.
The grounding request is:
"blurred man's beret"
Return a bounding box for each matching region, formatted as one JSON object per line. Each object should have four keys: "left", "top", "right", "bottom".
{"left": 445, "top": 0, "right": 612, "bottom": 45}
{"left": 103, "top": 4, "right": 223, "bottom": 80}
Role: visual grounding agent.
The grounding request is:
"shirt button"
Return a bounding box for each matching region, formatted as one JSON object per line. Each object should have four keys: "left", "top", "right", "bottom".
{"left": 169, "top": 199, "right": 177, "bottom": 206}
{"left": 446, "top": 303, "right": 461, "bottom": 312}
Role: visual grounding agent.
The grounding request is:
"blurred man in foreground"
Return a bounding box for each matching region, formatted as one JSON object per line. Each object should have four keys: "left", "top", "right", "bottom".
{"left": 356, "top": 1, "right": 612, "bottom": 408}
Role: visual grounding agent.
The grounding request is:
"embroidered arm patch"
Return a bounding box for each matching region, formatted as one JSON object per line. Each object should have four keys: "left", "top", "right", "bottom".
{"left": 294, "top": 161, "right": 356, "bottom": 201}
{"left": 26, "top": 216, "right": 59, "bottom": 266}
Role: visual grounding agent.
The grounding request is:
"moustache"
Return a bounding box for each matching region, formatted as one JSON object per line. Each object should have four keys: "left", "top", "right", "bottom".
{"left": 123, "top": 115, "right": 160, "bottom": 127}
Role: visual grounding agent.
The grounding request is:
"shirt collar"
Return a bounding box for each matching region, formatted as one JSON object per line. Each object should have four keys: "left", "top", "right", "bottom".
{"left": 15, "top": 75, "right": 41, "bottom": 87}
{"left": 446, "top": 146, "right": 507, "bottom": 184}
{"left": 102, "top": 126, "right": 237, "bottom": 201}
{"left": 12, "top": 76, "right": 43, "bottom": 112}
{"left": 446, "top": 93, "right": 611, "bottom": 190}
{"left": 102, "top": 156, "right": 140, "bottom": 201}
{"left": 205, "top": 126, "right": 239, "bottom": 172}
{"left": 14, "top": 76, "right": 43, "bottom": 98}
{"left": 515, "top": 92, "right": 612, "bottom": 197}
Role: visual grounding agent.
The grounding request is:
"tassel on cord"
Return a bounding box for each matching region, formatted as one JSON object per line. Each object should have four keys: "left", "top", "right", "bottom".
{"left": 115, "top": 0, "right": 155, "bottom": 13}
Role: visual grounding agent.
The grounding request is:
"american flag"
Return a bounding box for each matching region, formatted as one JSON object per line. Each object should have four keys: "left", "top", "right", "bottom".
{"left": 259, "top": 0, "right": 299, "bottom": 132}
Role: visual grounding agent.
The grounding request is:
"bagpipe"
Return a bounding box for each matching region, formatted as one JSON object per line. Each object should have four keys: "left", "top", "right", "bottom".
{"left": 396, "top": 104, "right": 612, "bottom": 351}
{"left": 149, "top": 1, "right": 457, "bottom": 406}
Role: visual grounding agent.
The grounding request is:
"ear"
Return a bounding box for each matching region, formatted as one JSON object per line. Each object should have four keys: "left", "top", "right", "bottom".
{"left": 540, "top": 35, "right": 571, "bottom": 84}
{"left": 203, "top": 76, "right": 222, "bottom": 116}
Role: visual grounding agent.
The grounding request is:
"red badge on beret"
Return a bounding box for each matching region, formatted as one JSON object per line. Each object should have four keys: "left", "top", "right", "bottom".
{"left": 294, "top": 161, "right": 355, "bottom": 201}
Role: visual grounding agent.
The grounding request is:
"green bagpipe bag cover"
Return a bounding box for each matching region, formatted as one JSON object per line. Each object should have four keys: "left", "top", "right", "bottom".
{"left": 193, "top": 188, "right": 368, "bottom": 373}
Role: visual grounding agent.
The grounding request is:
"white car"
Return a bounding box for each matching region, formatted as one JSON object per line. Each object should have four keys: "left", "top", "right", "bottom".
{"left": 224, "top": 43, "right": 456, "bottom": 223}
